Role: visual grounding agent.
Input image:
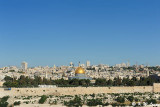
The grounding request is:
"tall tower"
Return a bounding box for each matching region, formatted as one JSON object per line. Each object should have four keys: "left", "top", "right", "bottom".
{"left": 147, "top": 70, "right": 150, "bottom": 77}
{"left": 86, "top": 61, "right": 90, "bottom": 67}
{"left": 21, "top": 61, "right": 28, "bottom": 71}
{"left": 127, "top": 60, "right": 130, "bottom": 67}
{"left": 135, "top": 61, "right": 138, "bottom": 72}
{"left": 146, "top": 62, "right": 149, "bottom": 67}
{"left": 70, "top": 62, "right": 73, "bottom": 67}
{"left": 53, "top": 64, "right": 56, "bottom": 72}
{"left": 78, "top": 61, "right": 80, "bottom": 67}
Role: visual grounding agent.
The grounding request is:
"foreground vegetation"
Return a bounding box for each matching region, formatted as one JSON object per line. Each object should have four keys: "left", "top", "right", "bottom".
{"left": 2, "top": 93, "right": 160, "bottom": 106}
{"left": 0, "top": 96, "right": 9, "bottom": 107}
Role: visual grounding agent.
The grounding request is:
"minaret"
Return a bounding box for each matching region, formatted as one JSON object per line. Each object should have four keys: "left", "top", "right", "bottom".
{"left": 70, "top": 62, "right": 73, "bottom": 67}
{"left": 147, "top": 70, "right": 150, "bottom": 77}
{"left": 136, "top": 61, "right": 138, "bottom": 72}
{"left": 53, "top": 64, "right": 56, "bottom": 72}
{"left": 78, "top": 61, "right": 80, "bottom": 67}
{"left": 146, "top": 62, "right": 149, "bottom": 67}
{"left": 127, "top": 60, "right": 130, "bottom": 67}
{"left": 86, "top": 61, "right": 90, "bottom": 67}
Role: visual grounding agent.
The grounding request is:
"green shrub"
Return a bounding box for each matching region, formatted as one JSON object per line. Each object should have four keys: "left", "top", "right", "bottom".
{"left": 0, "top": 102, "right": 8, "bottom": 107}
{"left": 135, "top": 97, "right": 139, "bottom": 102}
{"left": 0, "top": 96, "right": 10, "bottom": 107}
{"left": 14, "top": 101, "right": 21, "bottom": 105}
{"left": 39, "top": 95, "right": 48, "bottom": 104}
{"left": 1, "top": 96, "right": 9, "bottom": 102}
{"left": 146, "top": 99, "right": 157, "bottom": 104}
{"left": 111, "top": 103, "right": 118, "bottom": 106}
{"left": 127, "top": 96, "right": 134, "bottom": 102}
{"left": 103, "top": 102, "right": 109, "bottom": 106}
{"left": 116, "top": 96, "right": 125, "bottom": 103}
{"left": 64, "top": 95, "right": 83, "bottom": 106}
{"left": 87, "top": 98, "right": 103, "bottom": 106}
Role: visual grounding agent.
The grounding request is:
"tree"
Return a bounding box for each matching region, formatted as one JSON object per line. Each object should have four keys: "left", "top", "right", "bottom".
{"left": 107, "top": 79, "right": 113, "bottom": 86}
{"left": 91, "top": 93, "right": 95, "bottom": 99}
{"left": 113, "top": 77, "right": 122, "bottom": 86}
{"left": 69, "top": 79, "right": 79, "bottom": 86}
{"left": 4, "top": 76, "right": 13, "bottom": 82}
{"left": 95, "top": 79, "right": 107, "bottom": 86}
{"left": 0, "top": 96, "right": 9, "bottom": 107}
{"left": 127, "top": 96, "right": 134, "bottom": 102}
{"left": 39, "top": 95, "right": 48, "bottom": 104}
{"left": 87, "top": 98, "right": 103, "bottom": 106}
{"left": 122, "top": 78, "right": 130, "bottom": 86}
{"left": 135, "top": 97, "right": 139, "bottom": 102}
{"left": 14, "top": 101, "right": 21, "bottom": 106}
{"left": 64, "top": 95, "right": 83, "bottom": 106}
{"left": 3, "top": 81, "right": 12, "bottom": 87}
{"left": 85, "top": 79, "right": 90, "bottom": 86}
{"left": 79, "top": 80, "right": 86, "bottom": 86}
{"left": 116, "top": 96, "right": 125, "bottom": 103}
{"left": 103, "top": 102, "right": 109, "bottom": 106}
{"left": 146, "top": 99, "right": 157, "bottom": 104}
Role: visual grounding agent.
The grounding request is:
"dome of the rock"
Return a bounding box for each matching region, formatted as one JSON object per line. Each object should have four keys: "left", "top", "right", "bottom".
{"left": 75, "top": 67, "right": 85, "bottom": 74}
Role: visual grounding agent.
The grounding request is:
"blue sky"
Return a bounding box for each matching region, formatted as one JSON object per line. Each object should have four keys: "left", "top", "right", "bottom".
{"left": 0, "top": 0, "right": 160, "bottom": 67}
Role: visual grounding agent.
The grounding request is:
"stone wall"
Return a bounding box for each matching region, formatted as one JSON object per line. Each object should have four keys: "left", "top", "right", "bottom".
{"left": 0, "top": 82, "right": 4, "bottom": 87}
{"left": 0, "top": 83, "right": 160, "bottom": 97}
{"left": 153, "top": 83, "right": 160, "bottom": 92}
{"left": 0, "top": 87, "right": 153, "bottom": 97}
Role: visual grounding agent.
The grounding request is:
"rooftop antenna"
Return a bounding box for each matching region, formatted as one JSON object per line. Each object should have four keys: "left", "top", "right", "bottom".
{"left": 146, "top": 62, "right": 149, "bottom": 67}
{"left": 127, "top": 59, "right": 130, "bottom": 67}
{"left": 135, "top": 61, "right": 138, "bottom": 72}
{"left": 136, "top": 61, "right": 138, "bottom": 67}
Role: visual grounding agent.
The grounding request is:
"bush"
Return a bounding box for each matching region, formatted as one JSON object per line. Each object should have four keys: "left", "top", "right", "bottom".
{"left": 64, "top": 95, "right": 83, "bottom": 106}
{"left": 0, "top": 96, "right": 10, "bottom": 107}
{"left": 14, "top": 101, "right": 21, "bottom": 105}
{"left": 120, "top": 104, "right": 126, "bottom": 106}
{"left": 111, "top": 103, "right": 118, "bottom": 106}
{"left": 0, "top": 102, "right": 8, "bottom": 107}
{"left": 1, "top": 96, "right": 9, "bottom": 102}
{"left": 39, "top": 95, "right": 48, "bottom": 104}
{"left": 116, "top": 96, "right": 125, "bottom": 103}
{"left": 146, "top": 99, "right": 157, "bottom": 104}
{"left": 135, "top": 97, "right": 139, "bottom": 102}
{"left": 127, "top": 96, "right": 134, "bottom": 102}
{"left": 103, "top": 102, "right": 109, "bottom": 106}
{"left": 87, "top": 99, "right": 103, "bottom": 106}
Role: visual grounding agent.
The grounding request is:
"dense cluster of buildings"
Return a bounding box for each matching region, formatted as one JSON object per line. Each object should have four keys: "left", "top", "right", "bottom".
{"left": 0, "top": 61, "right": 160, "bottom": 83}
{"left": 1, "top": 61, "right": 160, "bottom": 106}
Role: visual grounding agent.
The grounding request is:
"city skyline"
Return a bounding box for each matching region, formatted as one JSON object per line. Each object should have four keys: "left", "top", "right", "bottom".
{"left": 0, "top": 0, "right": 160, "bottom": 67}
{"left": 0, "top": 60, "right": 153, "bottom": 68}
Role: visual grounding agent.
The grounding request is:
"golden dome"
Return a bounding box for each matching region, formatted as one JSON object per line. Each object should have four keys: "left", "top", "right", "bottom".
{"left": 75, "top": 67, "right": 85, "bottom": 74}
